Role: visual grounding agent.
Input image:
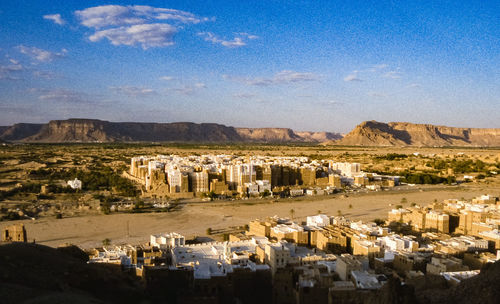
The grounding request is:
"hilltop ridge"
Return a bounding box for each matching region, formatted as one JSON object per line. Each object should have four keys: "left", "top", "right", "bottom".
{"left": 1, "top": 119, "right": 498, "bottom": 146}
{"left": 330, "top": 121, "right": 500, "bottom": 147}
{"left": 0, "top": 119, "right": 342, "bottom": 143}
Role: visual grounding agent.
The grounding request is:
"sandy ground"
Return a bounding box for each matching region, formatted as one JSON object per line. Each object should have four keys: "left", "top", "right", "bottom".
{"left": 2, "top": 184, "right": 499, "bottom": 249}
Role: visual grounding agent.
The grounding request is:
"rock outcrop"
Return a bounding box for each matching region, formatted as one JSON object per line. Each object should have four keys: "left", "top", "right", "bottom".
{"left": 331, "top": 121, "right": 500, "bottom": 147}
{"left": 0, "top": 123, "right": 44, "bottom": 141}
{"left": 0, "top": 119, "right": 341, "bottom": 143}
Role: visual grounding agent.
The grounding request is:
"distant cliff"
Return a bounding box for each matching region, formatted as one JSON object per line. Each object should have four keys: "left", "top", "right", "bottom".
{"left": 235, "top": 128, "right": 341, "bottom": 142}
{"left": 0, "top": 119, "right": 341, "bottom": 143}
{"left": 330, "top": 121, "right": 500, "bottom": 147}
{"left": 2, "top": 119, "right": 497, "bottom": 146}
{"left": 0, "top": 123, "right": 44, "bottom": 141}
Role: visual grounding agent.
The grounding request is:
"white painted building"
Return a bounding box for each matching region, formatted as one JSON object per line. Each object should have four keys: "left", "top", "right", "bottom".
{"left": 306, "top": 214, "right": 330, "bottom": 227}
{"left": 150, "top": 232, "right": 185, "bottom": 249}
{"left": 67, "top": 178, "right": 82, "bottom": 190}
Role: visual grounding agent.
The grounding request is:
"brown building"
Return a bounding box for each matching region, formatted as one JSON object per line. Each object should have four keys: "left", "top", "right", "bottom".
{"left": 300, "top": 167, "right": 316, "bottom": 186}
{"left": 425, "top": 212, "right": 450, "bottom": 233}
{"left": 392, "top": 252, "right": 429, "bottom": 275}
{"left": 328, "top": 174, "right": 341, "bottom": 188}
{"left": 312, "top": 226, "right": 350, "bottom": 254}
{"left": 2, "top": 223, "right": 27, "bottom": 242}
{"left": 210, "top": 179, "right": 229, "bottom": 194}
{"left": 457, "top": 210, "right": 488, "bottom": 235}
{"left": 249, "top": 220, "right": 273, "bottom": 238}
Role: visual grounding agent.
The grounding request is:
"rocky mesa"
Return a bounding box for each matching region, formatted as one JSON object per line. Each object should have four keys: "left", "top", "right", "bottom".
{"left": 330, "top": 121, "right": 500, "bottom": 147}
{"left": 0, "top": 119, "right": 341, "bottom": 143}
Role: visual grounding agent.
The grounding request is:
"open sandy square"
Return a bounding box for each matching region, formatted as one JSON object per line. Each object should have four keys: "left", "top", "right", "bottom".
{"left": 3, "top": 184, "right": 498, "bottom": 249}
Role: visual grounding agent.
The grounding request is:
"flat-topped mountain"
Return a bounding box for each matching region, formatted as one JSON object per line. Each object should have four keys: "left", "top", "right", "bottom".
{"left": 331, "top": 121, "right": 500, "bottom": 147}
{"left": 2, "top": 119, "right": 498, "bottom": 146}
{"left": 0, "top": 123, "right": 44, "bottom": 141}
{"left": 0, "top": 119, "right": 342, "bottom": 143}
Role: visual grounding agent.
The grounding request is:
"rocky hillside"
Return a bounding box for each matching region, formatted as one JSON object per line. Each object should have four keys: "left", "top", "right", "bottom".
{"left": 0, "top": 119, "right": 341, "bottom": 143}
{"left": 0, "top": 123, "right": 44, "bottom": 141}
{"left": 2, "top": 242, "right": 500, "bottom": 304}
{"left": 331, "top": 121, "right": 500, "bottom": 147}
{"left": 295, "top": 131, "right": 343, "bottom": 142}
{"left": 236, "top": 127, "right": 300, "bottom": 142}
{"left": 0, "top": 242, "right": 144, "bottom": 304}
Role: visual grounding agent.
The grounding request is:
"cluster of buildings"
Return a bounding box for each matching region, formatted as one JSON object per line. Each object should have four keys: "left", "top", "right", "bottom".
{"left": 388, "top": 194, "right": 500, "bottom": 249}
{"left": 127, "top": 154, "right": 398, "bottom": 199}
{"left": 86, "top": 194, "right": 500, "bottom": 303}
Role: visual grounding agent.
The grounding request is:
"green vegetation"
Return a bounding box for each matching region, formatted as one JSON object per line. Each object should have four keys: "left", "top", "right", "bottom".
{"left": 376, "top": 153, "right": 409, "bottom": 160}
{"left": 0, "top": 183, "right": 42, "bottom": 201}
{"left": 399, "top": 172, "right": 456, "bottom": 185}
{"left": 93, "top": 195, "right": 119, "bottom": 214}
{"left": 261, "top": 189, "right": 271, "bottom": 198}
{"left": 1, "top": 211, "right": 22, "bottom": 221}
{"left": 373, "top": 218, "right": 385, "bottom": 226}
{"left": 428, "top": 159, "right": 489, "bottom": 173}
{"left": 207, "top": 191, "right": 217, "bottom": 201}
{"left": 28, "top": 166, "right": 139, "bottom": 197}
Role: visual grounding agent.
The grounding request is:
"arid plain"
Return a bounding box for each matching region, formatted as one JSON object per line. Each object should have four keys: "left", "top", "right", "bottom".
{"left": 1, "top": 144, "right": 500, "bottom": 249}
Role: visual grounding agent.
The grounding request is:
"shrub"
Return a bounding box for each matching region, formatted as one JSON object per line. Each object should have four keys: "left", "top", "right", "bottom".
{"left": 373, "top": 218, "right": 385, "bottom": 226}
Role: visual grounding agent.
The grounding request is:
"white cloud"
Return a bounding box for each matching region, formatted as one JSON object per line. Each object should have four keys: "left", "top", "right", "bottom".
{"left": 274, "top": 70, "right": 318, "bottom": 83}
{"left": 43, "top": 14, "right": 65, "bottom": 25}
{"left": 367, "top": 91, "right": 388, "bottom": 98}
{"left": 75, "top": 5, "right": 209, "bottom": 28}
{"left": 364, "top": 64, "right": 388, "bottom": 73}
{"left": 343, "top": 71, "right": 362, "bottom": 82}
{"left": 89, "top": 23, "right": 177, "bottom": 49}
{"left": 372, "top": 64, "right": 388, "bottom": 70}
{"left": 159, "top": 76, "right": 175, "bottom": 81}
{"left": 168, "top": 87, "right": 196, "bottom": 95}
{"left": 406, "top": 83, "right": 421, "bottom": 88}
{"left": 233, "top": 93, "right": 256, "bottom": 99}
{"left": 383, "top": 71, "right": 402, "bottom": 79}
{"left": 224, "top": 70, "right": 319, "bottom": 86}
{"left": 313, "top": 100, "right": 344, "bottom": 107}
{"left": 110, "top": 86, "right": 157, "bottom": 97}
{"left": 32, "top": 70, "right": 57, "bottom": 80}
{"left": 166, "top": 82, "right": 207, "bottom": 95}
{"left": 33, "top": 88, "right": 90, "bottom": 103}
{"left": 16, "top": 45, "right": 67, "bottom": 62}
{"left": 236, "top": 32, "right": 259, "bottom": 40}
{"left": 0, "top": 62, "right": 24, "bottom": 80}
{"left": 198, "top": 32, "right": 247, "bottom": 48}
{"left": 75, "top": 5, "right": 212, "bottom": 49}
{"left": 198, "top": 32, "right": 258, "bottom": 48}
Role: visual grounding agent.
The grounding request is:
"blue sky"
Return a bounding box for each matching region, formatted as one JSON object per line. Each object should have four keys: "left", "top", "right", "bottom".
{"left": 0, "top": 1, "right": 499, "bottom": 132}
